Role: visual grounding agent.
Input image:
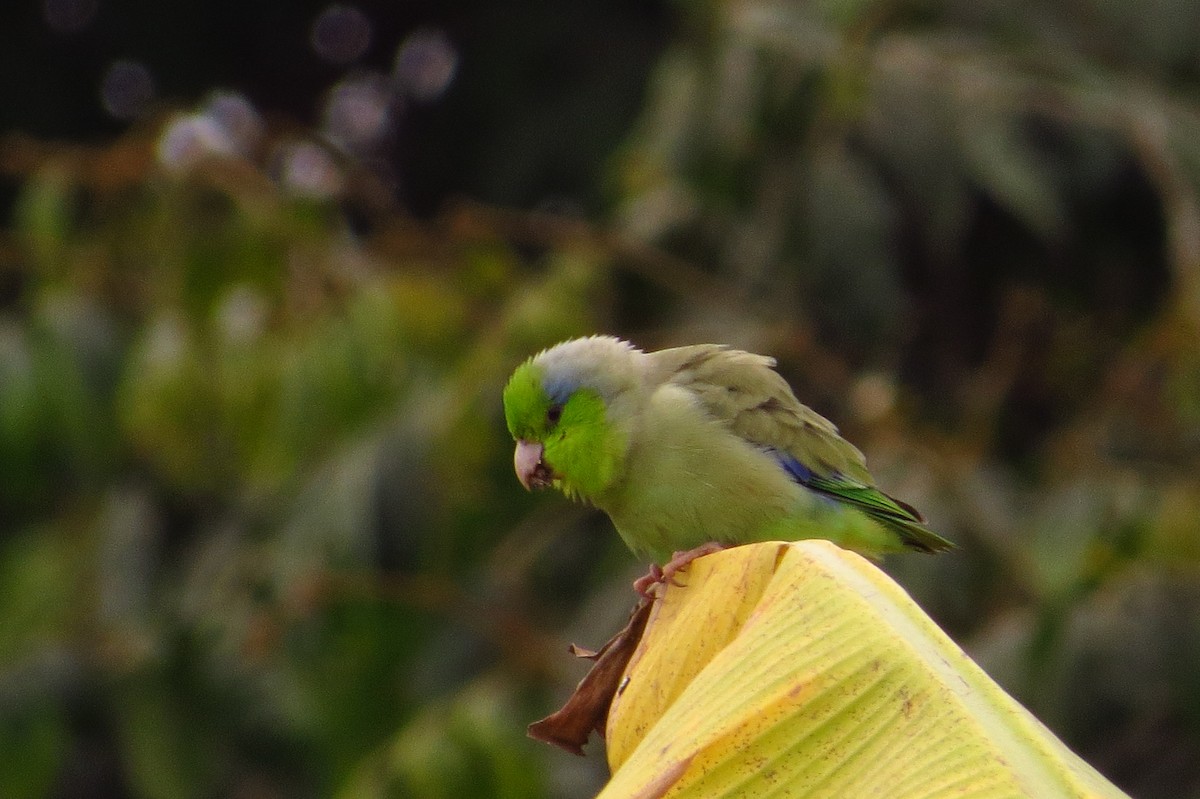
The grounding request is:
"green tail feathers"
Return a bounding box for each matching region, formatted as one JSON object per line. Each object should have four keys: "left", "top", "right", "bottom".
{"left": 804, "top": 476, "right": 955, "bottom": 554}
{"left": 879, "top": 515, "right": 956, "bottom": 554}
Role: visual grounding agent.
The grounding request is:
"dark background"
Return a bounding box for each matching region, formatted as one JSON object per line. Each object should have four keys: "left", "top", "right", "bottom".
{"left": 1, "top": 0, "right": 669, "bottom": 213}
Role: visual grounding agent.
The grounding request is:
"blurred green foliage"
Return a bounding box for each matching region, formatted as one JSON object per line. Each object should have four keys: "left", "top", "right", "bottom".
{"left": 3, "top": 1, "right": 1200, "bottom": 797}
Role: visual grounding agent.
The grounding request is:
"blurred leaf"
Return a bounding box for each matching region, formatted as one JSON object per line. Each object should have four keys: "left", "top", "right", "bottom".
{"left": 14, "top": 164, "right": 76, "bottom": 275}
{"left": 0, "top": 530, "right": 84, "bottom": 795}
{"left": 0, "top": 322, "right": 42, "bottom": 505}
{"left": 0, "top": 698, "right": 67, "bottom": 799}
{"left": 803, "top": 144, "right": 904, "bottom": 341}
{"left": 338, "top": 678, "right": 546, "bottom": 799}
{"left": 115, "top": 673, "right": 219, "bottom": 799}
{"left": 960, "top": 115, "right": 1067, "bottom": 241}
{"left": 116, "top": 311, "right": 222, "bottom": 491}
{"left": 1027, "top": 480, "right": 1114, "bottom": 598}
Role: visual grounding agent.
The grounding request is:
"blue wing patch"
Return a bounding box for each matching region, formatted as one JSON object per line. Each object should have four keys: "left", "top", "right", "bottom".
{"left": 768, "top": 449, "right": 817, "bottom": 485}
{"left": 764, "top": 450, "right": 954, "bottom": 553}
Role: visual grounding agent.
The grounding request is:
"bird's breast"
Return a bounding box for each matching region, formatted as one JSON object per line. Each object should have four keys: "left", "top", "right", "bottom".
{"left": 596, "top": 385, "right": 800, "bottom": 560}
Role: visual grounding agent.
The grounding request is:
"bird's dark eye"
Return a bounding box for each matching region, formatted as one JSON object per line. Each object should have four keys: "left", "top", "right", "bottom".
{"left": 546, "top": 404, "right": 563, "bottom": 425}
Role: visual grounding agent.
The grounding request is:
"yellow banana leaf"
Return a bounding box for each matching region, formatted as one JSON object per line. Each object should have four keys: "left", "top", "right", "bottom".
{"left": 599, "top": 541, "right": 1130, "bottom": 799}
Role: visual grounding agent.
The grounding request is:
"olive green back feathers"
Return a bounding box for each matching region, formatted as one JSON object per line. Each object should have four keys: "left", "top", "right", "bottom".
{"left": 647, "top": 344, "right": 953, "bottom": 554}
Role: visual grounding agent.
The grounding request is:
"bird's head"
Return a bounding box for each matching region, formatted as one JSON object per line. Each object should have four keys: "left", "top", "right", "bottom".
{"left": 502, "top": 336, "right": 643, "bottom": 502}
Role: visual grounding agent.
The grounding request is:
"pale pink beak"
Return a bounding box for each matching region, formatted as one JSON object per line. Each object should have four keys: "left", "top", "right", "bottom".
{"left": 514, "top": 439, "right": 553, "bottom": 490}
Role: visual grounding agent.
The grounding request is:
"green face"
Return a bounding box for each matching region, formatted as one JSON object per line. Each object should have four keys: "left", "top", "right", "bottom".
{"left": 503, "top": 360, "right": 556, "bottom": 442}
{"left": 503, "top": 360, "right": 626, "bottom": 500}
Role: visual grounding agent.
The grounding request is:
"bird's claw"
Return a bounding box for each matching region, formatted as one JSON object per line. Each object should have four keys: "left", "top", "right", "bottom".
{"left": 632, "top": 542, "right": 728, "bottom": 599}
{"left": 632, "top": 564, "right": 665, "bottom": 599}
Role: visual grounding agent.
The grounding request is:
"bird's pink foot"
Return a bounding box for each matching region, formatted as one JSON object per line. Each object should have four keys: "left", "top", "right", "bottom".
{"left": 661, "top": 542, "right": 727, "bottom": 585}
{"left": 633, "top": 542, "right": 728, "bottom": 599}
{"left": 632, "top": 564, "right": 664, "bottom": 599}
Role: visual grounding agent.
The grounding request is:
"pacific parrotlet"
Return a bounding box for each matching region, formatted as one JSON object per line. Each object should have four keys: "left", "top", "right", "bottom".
{"left": 502, "top": 336, "right": 952, "bottom": 580}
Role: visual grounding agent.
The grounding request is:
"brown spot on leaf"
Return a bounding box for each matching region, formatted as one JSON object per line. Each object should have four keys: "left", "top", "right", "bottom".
{"left": 627, "top": 754, "right": 694, "bottom": 799}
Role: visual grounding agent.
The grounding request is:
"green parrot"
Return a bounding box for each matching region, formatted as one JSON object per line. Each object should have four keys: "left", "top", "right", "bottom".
{"left": 503, "top": 336, "right": 952, "bottom": 588}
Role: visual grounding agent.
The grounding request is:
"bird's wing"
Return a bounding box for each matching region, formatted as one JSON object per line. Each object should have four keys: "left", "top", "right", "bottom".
{"left": 648, "top": 345, "right": 872, "bottom": 482}
{"left": 648, "top": 345, "right": 953, "bottom": 553}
